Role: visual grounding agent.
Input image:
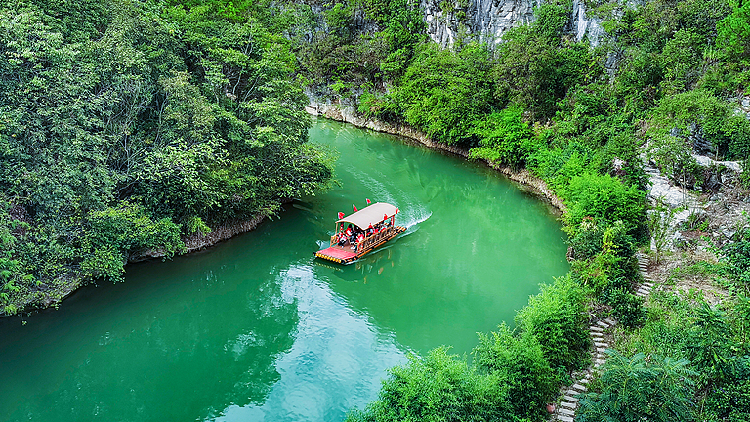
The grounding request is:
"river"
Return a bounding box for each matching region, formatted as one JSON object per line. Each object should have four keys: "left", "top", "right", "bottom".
{"left": 0, "top": 119, "right": 569, "bottom": 421}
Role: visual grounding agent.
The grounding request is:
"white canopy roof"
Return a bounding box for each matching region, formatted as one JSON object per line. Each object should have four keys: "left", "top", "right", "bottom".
{"left": 336, "top": 202, "right": 398, "bottom": 229}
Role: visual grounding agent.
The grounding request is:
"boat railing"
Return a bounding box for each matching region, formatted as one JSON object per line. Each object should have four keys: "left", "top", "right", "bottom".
{"left": 357, "top": 226, "right": 394, "bottom": 252}
{"left": 330, "top": 225, "right": 397, "bottom": 251}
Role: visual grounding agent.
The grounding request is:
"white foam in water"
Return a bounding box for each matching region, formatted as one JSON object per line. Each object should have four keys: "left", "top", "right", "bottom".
{"left": 399, "top": 206, "right": 431, "bottom": 235}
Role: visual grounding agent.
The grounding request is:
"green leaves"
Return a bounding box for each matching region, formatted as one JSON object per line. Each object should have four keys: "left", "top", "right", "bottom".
{"left": 390, "top": 43, "right": 495, "bottom": 145}
{"left": 563, "top": 172, "right": 646, "bottom": 236}
{"left": 469, "top": 107, "right": 538, "bottom": 168}
{"left": 578, "top": 351, "right": 698, "bottom": 422}
{"left": 347, "top": 347, "right": 515, "bottom": 422}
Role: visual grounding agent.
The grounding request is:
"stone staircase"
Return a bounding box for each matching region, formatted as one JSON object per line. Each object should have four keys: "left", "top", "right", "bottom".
{"left": 550, "top": 252, "right": 654, "bottom": 422}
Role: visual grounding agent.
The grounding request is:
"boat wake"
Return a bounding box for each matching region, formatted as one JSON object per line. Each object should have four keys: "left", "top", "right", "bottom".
{"left": 399, "top": 206, "right": 432, "bottom": 236}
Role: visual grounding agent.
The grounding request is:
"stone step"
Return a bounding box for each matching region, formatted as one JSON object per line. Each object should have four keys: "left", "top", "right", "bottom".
{"left": 571, "top": 383, "right": 587, "bottom": 392}
{"left": 596, "top": 321, "right": 609, "bottom": 328}
{"left": 580, "top": 378, "right": 590, "bottom": 384}
{"left": 643, "top": 282, "right": 654, "bottom": 287}
{"left": 604, "top": 317, "right": 616, "bottom": 325}
{"left": 559, "top": 407, "right": 575, "bottom": 416}
{"left": 597, "top": 347, "right": 606, "bottom": 353}
{"left": 594, "top": 341, "right": 608, "bottom": 347}
{"left": 595, "top": 359, "right": 605, "bottom": 366}
{"left": 558, "top": 415, "right": 574, "bottom": 422}
{"left": 589, "top": 325, "right": 604, "bottom": 332}
{"left": 563, "top": 395, "right": 578, "bottom": 402}
{"left": 565, "top": 389, "right": 578, "bottom": 397}
{"left": 636, "top": 292, "right": 645, "bottom": 297}
{"left": 560, "top": 401, "right": 577, "bottom": 409}
{"left": 637, "top": 289, "right": 649, "bottom": 295}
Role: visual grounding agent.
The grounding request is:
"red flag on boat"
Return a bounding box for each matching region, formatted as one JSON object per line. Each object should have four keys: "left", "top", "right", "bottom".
{"left": 366, "top": 198, "right": 371, "bottom": 205}
{"left": 338, "top": 212, "right": 345, "bottom": 219}
{"left": 353, "top": 204, "right": 358, "bottom": 212}
{"left": 383, "top": 214, "right": 388, "bottom": 221}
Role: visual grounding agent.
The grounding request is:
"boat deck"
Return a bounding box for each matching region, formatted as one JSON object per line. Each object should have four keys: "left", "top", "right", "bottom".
{"left": 315, "top": 245, "right": 358, "bottom": 264}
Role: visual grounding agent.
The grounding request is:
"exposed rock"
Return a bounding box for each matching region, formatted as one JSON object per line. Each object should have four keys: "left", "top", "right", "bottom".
{"left": 692, "top": 153, "right": 743, "bottom": 173}
{"left": 645, "top": 165, "right": 699, "bottom": 209}
{"left": 419, "top": 0, "right": 606, "bottom": 47}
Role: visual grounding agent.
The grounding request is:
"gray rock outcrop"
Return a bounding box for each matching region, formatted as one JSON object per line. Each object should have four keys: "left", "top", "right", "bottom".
{"left": 420, "top": 0, "right": 607, "bottom": 47}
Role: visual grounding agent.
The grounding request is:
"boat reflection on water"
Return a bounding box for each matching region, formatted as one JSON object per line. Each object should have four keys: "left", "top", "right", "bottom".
{"left": 314, "top": 247, "right": 396, "bottom": 284}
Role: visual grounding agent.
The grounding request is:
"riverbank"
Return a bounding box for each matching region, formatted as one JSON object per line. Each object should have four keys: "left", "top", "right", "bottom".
{"left": 306, "top": 103, "right": 566, "bottom": 213}
{"left": 3, "top": 212, "right": 273, "bottom": 318}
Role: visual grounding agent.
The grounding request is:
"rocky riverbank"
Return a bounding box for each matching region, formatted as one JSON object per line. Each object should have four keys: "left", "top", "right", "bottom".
{"left": 305, "top": 102, "right": 566, "bottom": 213}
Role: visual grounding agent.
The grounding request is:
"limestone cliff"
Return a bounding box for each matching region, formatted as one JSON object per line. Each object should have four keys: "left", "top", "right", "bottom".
{"left": 420, "top": 0, "right": 606, "bottom": 47}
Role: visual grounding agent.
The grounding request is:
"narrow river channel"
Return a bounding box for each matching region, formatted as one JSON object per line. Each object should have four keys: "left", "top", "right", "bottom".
{"left": 0, "top": 119, "right": 569, "bottom": 422}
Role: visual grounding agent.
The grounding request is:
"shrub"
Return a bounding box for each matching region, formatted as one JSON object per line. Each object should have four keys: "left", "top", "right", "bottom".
{"left": 469, "top": 107, "right": 539, "bottom": 168}
{"left": 346, "top": 347, "right": 515, "bottom": 422}
{"left": 563, "top": 172, "right": 646, "bottom": 236}
{"left": 569, "top": 219, "right": 636, "bottom": 261}
{"left": 601, "top": 288, "right": 645, "bottom": 328}
{"left": 388, "top": 42, "right": 496, "bottom": 145}
{"left": 473, "top": 324, "right": 557, "bottom": 421}
{"left": 577, "top": 351, "right": 698, "bottom": 422}
{"left": 515, "top": 275, "right": 590, "bottom": 375}
{"left": 705, "top": 378, "right": 750, "bottom": 422}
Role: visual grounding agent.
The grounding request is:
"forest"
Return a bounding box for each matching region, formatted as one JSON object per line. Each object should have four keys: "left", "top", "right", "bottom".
{"left": 0, "top": 0, "right": 333, "bottom": 314}
{"left": 2, "top": 0, "right": 750, "bottom": 421}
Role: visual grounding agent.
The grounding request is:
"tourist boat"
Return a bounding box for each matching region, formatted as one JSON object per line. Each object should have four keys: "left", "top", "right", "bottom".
{"left": 315, "top": 202, "right": 406, "bottom": 264}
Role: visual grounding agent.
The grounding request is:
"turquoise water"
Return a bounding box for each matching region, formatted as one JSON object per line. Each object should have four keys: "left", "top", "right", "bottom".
{"left": 0, "top": 119, "right": 569, "bottom": 421}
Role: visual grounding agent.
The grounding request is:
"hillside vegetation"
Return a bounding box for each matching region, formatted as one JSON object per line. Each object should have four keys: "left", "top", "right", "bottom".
{"left": 0, "top": 0, "right": 333, "bottom": 315}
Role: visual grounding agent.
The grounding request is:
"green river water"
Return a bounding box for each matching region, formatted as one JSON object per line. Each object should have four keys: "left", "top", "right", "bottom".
{"left": 0, "top": 119, "right": 569, "bottom": 422}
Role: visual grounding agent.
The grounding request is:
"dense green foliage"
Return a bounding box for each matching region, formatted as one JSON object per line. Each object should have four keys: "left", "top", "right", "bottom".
{"left": 598, "top": 287, "right": 750, "bottom": 421}
{"left": 346, "top": 347, "right": 515, "bottom": 422}
{"left": 5, "top": 0, "right": 750, "bottom": 419}
{"left": 0, "top": 0, "right": 333, "bottom": 314}
{"left": 577, "top": 351, "right": 698, "bottom": 422}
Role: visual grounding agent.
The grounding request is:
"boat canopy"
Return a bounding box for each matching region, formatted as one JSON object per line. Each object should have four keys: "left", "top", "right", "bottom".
{"left": 336, "top": 202, "right": 398, "bottom": 229}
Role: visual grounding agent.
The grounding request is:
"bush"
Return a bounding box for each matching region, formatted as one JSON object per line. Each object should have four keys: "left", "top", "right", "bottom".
{"left": 705, "top": 378, "right": 750, "bottom": 422}
{"left": 473, "top": 325, "right": 557, "bottom": 421}
{"left": 346, "top": 347, "right": 515, "bottom": 422}
{"left": 563, "top": 172, "right": 646, "bottom": 236}
{"left": 515, "top": 275, "right": 590, "bottom": 375}
{"left": 569, "top": 219, "right": 636, "bottom": 261}
{"left": 577, "top": 351, "right": 698, "bottom": 422}
{"left": 388, "top": 42, "right": 496, "bottom": 145}
{"left": 469, "top": 107, "right": 539, "bottom": 168}
{"left": 601, "top": 288, "right": 645, "bottom": 328}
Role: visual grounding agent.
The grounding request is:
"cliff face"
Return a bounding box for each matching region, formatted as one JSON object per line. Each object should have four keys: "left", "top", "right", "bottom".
{"left": 420, "top": 0, "right": 606, "bottom": 47}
